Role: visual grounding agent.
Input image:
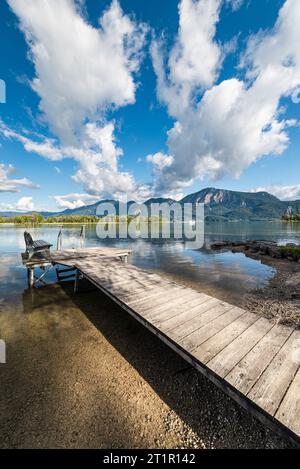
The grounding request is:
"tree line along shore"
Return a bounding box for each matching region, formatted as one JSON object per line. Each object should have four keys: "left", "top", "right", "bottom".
{"left": 0, "top": 214, "right": 99, "bottom": 224}
{"left": 0, "top": 213, "right": 165, "bottom": 224}
{"left": 282, "top": 213, "right": 300, "bottom": 221}
{"left": 0, "top": 211, "right": 300, "bottom": 225}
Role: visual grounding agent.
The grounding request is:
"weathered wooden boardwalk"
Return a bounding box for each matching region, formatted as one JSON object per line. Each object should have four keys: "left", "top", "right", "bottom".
{"left": 25, "top": 248, "right": 300, "bottom": 445}
{"left": 22, "top": 247, "right": 131, "bottom": 286}
{"left": 22, "top": 246, "right": 131, "bottom": 267}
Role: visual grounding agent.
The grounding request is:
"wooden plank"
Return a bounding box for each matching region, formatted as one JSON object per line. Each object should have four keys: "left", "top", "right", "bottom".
{"left": 226, "top": 324, "right": 293, "bottom": 394}
{"left": 52, "top": 247, "right": 131, "bottom": 258}
{"left": 89, "top": 262, "right": 160, "bottom": 280}
{"left": 147, "top": 294, "right": 211, "bottom": 327}
{"left": 79, "top": 264, "right": 164, "bottom": 289}
{"left": 50, "top": 247, "right": 132, "bottom": 266}
{"left": 106, "top": 281, "right": 160, "bottom": 298}
{"left": 276, "top": 366, "right": 300, "bottom": 436}
{"left": 124, "top": 286, "right": 183, "bottom": 308}
{"left": 156, "top": 297, "right": 221, "bottom": 332}
{"left": 106, "top": 283, "right": 158, "bottom": 300}
{"left": 101, "top": 275, "right": 163, "bottom": 291}
{"left": 193, "top": 311, "right": 258, "bottom": 364}
{"left": 96, "top": 260, "right": 163, "bottom": 279}
{"left": 151, "top": 294, "right": 212, "bottom": 328}
{"left": 106, "top": 286, "right": 185, "bottom": 315}
{"left": 169, "top": 301, "right": 236, "bottom": 343}
{"left": 76, "top": 261, "right": 172, "bottom": 298}
{"left": 78, "top": 264, "right": 152, "bottom": 285}
{"left": 102, "top": 278, "right": 142, "bottom": 290}
{"left": 90, "top": 273, "right": 130, "bottom": 286}
{"left": 83, "top": 273, "right": 165, "bottom": 299}
{"left": 248, "top": 330, "right": 300, "bottom": 416}
{"left": 207, "top": 317, "right": 274, "bottom": 378}
{"left": 130, "top": 287, "right": 194, "bottom": 314}
{"left": 125, "top": 284, "right": 183, "bottom": 306}
{"left": 119, "top": 280, "right": 170, "bottom": 300}
{"left": 103, "top": 271, "right": 163, "bottom": 284}
{"left": 96, "top": 268, "right": 161, "bottom": 284}
{"left": 172, "top": 306, "right": 245, "bottom": 351}
{"left": 140, "top": 290, "right": 203, "bottom": 320}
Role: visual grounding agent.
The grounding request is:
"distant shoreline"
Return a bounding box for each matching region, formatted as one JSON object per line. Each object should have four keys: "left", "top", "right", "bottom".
{"left": 0, "top": 221, "right": 171, "bottom": 226}
{"left": 1, "top": 220, "right": 300, "bottom": 226}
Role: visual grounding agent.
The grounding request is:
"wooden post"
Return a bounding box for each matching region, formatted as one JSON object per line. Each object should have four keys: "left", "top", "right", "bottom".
{"left": 80, "top": 225, "right": 86, "bottom": 248}
{"left": 74, "top": 269, "right": 79, "bottom": 293}
{"left": 57, "top": 227, "right": 63, "bottom": 251}
{"left": 27, "top": 267, "right": 34, "bottom": 288}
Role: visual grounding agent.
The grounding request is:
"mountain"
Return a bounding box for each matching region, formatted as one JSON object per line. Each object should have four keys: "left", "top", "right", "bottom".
{"left": 144, "top": 197, "right": 175, "bottom": 206}
{"left": 1, "top": 188, "right": 300, "bottom": 221}
{"left": 181, "top": 187, "right": 279, "bottom": 206}
{"left": 181, "top": 188, "right": 300, "bottom": 221}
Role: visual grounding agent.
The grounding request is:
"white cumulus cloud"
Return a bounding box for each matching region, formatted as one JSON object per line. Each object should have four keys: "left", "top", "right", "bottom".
{"left": 226, "top": 0, "right": 245, "bottom": 11}
{"left": 150, "top": 0, "right": 300, "bottom": 194}
{"left": 1, "top": 120, "right": 152, "bottom": 202}
{"left": 7, "top": 0, "right": 147, "bottom": 144}
{"left": 5, "top": 0, "right": 150, "bottom": 201}
{"left": 146, "top": 152, "right": 174, "bottom": 170}
{"left": 0, "top": 120, "right": 63, "bottom": 160}
{"left": 0, "top": 196, "right": 35, "bottom": 212}
{"left": 251, "top": 184, "right": 300, "bottom": 201}
{"left": 0, "top": 163, "right": 39, "bottom": 192}
{"left": 151, "top": 0, "right": 222, "bottom": 117}
{"left": 15, "top": 196, "right": 34, "bottom": 211}
{"left": 52, "top": 193, "right": 100, "bottom": 210}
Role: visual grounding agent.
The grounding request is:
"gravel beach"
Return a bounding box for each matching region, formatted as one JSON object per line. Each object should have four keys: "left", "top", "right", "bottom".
{"left": 0, "top": 279, "right": 294, "bottom": 449}
{"left": 243, "top": 258, "right": 300, "bottom": 329}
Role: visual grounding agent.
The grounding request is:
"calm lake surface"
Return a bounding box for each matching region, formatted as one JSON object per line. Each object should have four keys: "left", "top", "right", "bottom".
{"left": 0, "top": 221, "right": 300, "bottom": 304}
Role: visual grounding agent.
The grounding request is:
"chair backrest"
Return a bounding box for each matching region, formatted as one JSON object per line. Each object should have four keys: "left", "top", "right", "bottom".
{"left": 24, "top": 231, "right": 34, "bottom": 249}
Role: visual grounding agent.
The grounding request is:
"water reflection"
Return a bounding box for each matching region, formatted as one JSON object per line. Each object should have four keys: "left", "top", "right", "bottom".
{"left": 2, "top": 222, "right": 297, "bottom": 303}
{"left": 128, "top": 240, "right": 275, "bottom": 302}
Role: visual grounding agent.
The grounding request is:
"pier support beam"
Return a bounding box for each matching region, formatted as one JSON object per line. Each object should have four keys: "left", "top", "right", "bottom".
{"left": 26, "top": 263, "right": 53, "bottom": 288}
{"left": 74, "top": 269, "right": 80, "bottom": 293}
{"left": 27, "top": 267, "right": 34, "bottom": 288}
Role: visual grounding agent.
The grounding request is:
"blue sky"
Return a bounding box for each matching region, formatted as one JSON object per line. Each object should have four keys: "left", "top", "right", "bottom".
{"left": 0, "top": 0, "right": 300, "bottom": 212}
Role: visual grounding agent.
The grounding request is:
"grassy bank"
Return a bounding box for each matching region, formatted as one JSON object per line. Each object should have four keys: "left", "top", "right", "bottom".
{"left": 279, "top": 246, "right": 300, "bottom": 259}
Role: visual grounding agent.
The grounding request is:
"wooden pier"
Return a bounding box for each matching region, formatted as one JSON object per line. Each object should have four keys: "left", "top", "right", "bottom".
{"left": 23, "top": 247, "right": 300, "bottom": 445}
{"left": 22, "top": 247, "right": 131, "bottom": 287}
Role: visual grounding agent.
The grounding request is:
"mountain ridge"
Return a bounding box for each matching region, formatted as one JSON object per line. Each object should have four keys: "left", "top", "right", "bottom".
{"left": 1, "top": 187, "right": 300, "bottom": 221}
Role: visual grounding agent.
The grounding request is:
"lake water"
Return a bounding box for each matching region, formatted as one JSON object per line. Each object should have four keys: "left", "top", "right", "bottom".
{"left": 0, "top": 221, "right": 300, "bottom": 305}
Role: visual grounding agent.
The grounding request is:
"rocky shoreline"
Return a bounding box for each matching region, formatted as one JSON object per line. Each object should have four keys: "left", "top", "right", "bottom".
{"left": 210, "top": 240, "right": 300, "bottom": 328}
{"left": 210, "top": 240, "right": 300, "bottom": 262}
